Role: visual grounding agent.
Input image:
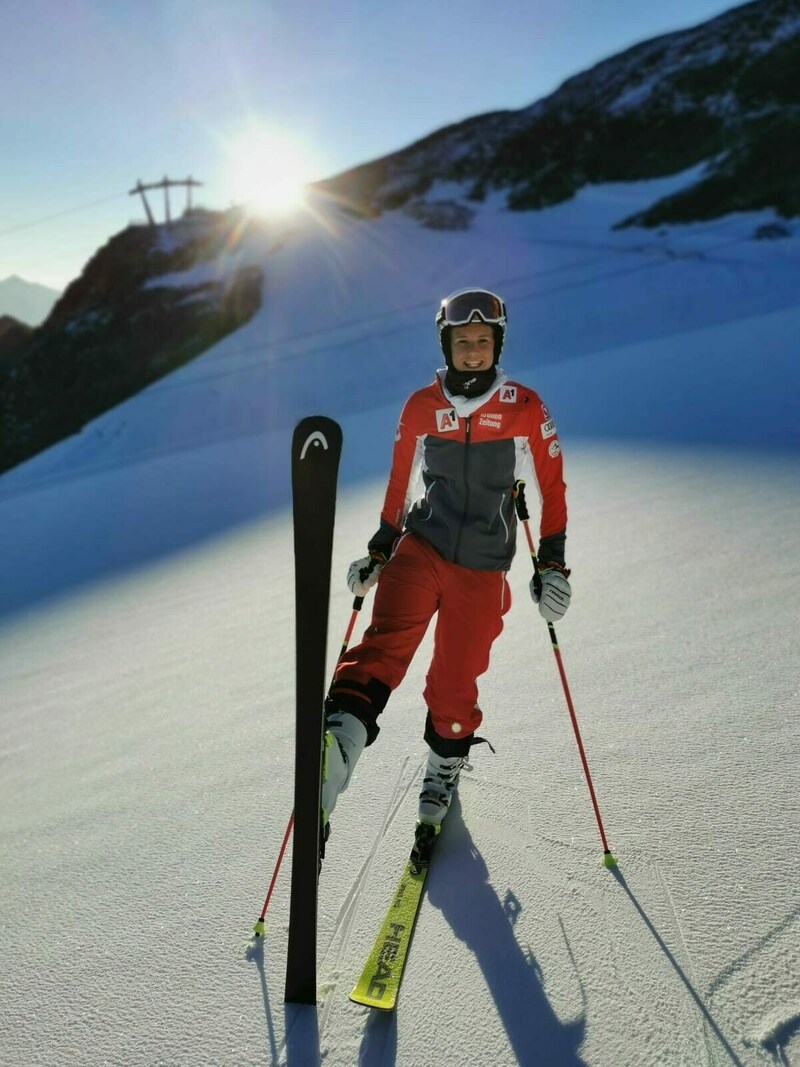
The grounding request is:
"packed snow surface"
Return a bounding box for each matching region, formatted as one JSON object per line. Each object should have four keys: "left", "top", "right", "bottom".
{"left": 1, "top": 173, "right": 798, "bottom": 1066}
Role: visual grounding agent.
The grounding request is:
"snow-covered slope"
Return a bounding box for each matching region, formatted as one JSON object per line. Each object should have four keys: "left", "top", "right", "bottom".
{"left": 0, "top": 174, "right": 798, "bottom": 1065}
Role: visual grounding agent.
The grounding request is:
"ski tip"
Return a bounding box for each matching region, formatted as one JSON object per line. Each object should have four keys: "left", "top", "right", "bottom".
{"left": 252, "top": 919, "right": 266, "bottom": 938}
{"left": 602, "top": 851, "right": 618, "bottom": 869}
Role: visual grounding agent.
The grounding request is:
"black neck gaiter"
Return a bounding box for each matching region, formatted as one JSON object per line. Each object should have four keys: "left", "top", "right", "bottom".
{"left": 444, "top": 366, "right": 497, "bottom": 398}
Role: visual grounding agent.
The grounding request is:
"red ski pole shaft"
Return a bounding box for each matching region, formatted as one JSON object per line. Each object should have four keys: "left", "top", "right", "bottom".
{"left": 335, "top": 560, "right": 378, "bottom": 665}
{"left": 253, "top": 811, "right": 294, "bottom": 936}
{"left": 252, "top": 591, "right": 370, "bottom": 937}
{"left": 513, "top": 481, "right": 616, "bottom": 868}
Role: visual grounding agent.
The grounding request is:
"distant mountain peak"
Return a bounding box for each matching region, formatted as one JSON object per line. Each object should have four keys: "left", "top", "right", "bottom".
{"left": 0, "top": 276, "right": 61, "bottom": 327}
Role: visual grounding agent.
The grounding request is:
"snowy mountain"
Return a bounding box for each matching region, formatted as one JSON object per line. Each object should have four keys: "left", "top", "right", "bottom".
{"left": 4, "top": 0, "right": 799, "bottom": 478}
{"left": 0, "top": 210, "right": 264, "bottom": 473}
{"left": 317, "top": 0, "right": 800, "bottom": 226}
{"left": 0, "top": 273, "right": 60, "bottom": 326}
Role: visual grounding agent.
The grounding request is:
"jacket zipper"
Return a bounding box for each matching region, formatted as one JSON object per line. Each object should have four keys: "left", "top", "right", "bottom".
{"left": 453, "top": 416, "right": 472, "bottom": 565}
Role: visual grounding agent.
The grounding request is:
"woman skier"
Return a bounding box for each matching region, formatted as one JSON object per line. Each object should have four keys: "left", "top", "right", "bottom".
{"left": 321, "top": 288, "right": 571, "bottom": 840}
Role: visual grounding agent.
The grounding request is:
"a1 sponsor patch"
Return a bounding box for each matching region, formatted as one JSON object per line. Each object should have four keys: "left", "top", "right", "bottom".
{"left": 499, "top": 386, "right": 517, "bottom": 403}
{"left": 436, "top": 407, "right": 459, "bottom": 433}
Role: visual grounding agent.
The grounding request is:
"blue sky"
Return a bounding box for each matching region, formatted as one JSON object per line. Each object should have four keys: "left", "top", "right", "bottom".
{"left": 0, "top": 0, "right": 734, "bottom": 289}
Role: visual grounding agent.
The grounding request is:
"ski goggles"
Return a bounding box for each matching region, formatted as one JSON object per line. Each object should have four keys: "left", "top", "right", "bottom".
{"left": 436, "top": 289, "right": 507, "bottom": 329}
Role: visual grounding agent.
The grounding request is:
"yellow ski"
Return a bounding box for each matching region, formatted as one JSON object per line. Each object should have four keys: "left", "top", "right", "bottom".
{"left": 349, "top": 824, "right": 438, "bottom": 1011}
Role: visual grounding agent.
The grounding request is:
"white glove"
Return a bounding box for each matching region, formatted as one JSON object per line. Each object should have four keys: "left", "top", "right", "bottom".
{"left": 347, "top": 556, "right": 382, "bottom": 597}
{"left": 530, "top": 566, "right": 572, "bottom": 622}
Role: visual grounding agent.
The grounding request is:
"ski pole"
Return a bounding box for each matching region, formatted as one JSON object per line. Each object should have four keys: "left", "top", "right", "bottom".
{"left": 252, "top": 590, "right": 371, "bottom": 937}
{"left": 252, "top": 811, "right": 294, "bottom": 938}
{"left": 338, "top": 594, "right": 366, "bottom": 662}
{"left": 513, "top": 480, "right": 617, "bottom": 869}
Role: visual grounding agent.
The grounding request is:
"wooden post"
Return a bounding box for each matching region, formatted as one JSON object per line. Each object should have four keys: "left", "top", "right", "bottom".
{"left": 186, "top": 176, "right": 202, "bottom": 211}
{"left": 129, "top": 180, "right": 156, "bottom": 226}
{"left": 162, "top": 176, "right": 171, "bottom": 226}
{"left": 129, "top": 177, "right": 204, "bottom": 225}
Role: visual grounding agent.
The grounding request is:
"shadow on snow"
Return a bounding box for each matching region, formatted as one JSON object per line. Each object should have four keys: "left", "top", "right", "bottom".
{"left": 609, "top": 865, "right": 746, "bottom": 1066}
{"left": 421, "top": 797, "right": 587, "bottom": 1067}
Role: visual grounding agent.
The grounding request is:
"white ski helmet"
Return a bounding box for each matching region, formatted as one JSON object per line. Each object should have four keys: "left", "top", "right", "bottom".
{"left": 435, "top": 288, "right": 507, "bottom": 364}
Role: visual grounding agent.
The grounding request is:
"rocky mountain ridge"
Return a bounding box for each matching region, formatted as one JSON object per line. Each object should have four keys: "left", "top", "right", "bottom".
{"left": 316, "top": 0, "right": 800, "bottom": 227}
{"left": 0, "top": 210, "right": 263, "bottom": 474}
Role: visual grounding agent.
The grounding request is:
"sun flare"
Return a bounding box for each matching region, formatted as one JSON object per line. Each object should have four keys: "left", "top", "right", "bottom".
{"left": 226, "top": 124, "right": 318, "bottom": 217}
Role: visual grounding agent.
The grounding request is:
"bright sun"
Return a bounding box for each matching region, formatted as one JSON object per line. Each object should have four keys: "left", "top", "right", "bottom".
{"left": 226, "top": 124, "right": 317, "bottom": 217}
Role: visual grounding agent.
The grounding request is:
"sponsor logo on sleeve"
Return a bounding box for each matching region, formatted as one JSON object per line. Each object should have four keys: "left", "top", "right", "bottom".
{"left": 436, "top": 407, "right": 459, "bottom": 433}
{"left": 541, "top": 418, "right": 557, "bottom": 440}
{"left": 548, "top": 440, "right": 561, "bottom": 458}
{"left": 541, "top": 403, "right": 550, "bottom": 419}
{"left": 499, "top": 386, "right": 517, "bottom": 403}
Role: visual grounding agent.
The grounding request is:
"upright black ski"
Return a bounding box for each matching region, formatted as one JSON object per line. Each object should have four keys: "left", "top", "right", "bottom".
{"left": 284, "top": 416, "right": 343, "bottom": 1005}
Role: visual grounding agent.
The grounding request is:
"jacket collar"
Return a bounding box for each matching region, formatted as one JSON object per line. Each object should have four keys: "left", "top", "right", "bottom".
{"left": 436, "top": 368, "right": 509, "bottom": 418}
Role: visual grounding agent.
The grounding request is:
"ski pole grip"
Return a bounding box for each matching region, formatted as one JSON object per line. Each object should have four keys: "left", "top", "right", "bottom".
{"left": 513, "top": 480, "right": 530, "bottom": 521}
{"left": 351, "top": 557, "right": 379, "bottom": 610}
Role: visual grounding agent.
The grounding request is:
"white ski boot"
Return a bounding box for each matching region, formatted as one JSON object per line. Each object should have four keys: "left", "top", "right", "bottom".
{"left": 321, "top": 711, "right": 367, "bottom": 827}
{"left": 418, "top": 749, "right": 465, "bottom": 825}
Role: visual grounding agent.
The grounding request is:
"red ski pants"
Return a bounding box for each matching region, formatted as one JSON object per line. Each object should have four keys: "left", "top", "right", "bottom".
{"left": 333, "top": 533, "right": 511, "bottom": 740}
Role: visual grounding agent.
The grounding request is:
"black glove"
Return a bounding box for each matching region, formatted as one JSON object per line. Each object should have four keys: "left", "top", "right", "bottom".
{"left": 367, "top": 521, "right": 402, "bottom": 565}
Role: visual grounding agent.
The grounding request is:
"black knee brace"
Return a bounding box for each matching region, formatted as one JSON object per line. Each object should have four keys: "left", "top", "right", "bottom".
{"left": 326, "top": 677, "right": 390, "bottom": 746}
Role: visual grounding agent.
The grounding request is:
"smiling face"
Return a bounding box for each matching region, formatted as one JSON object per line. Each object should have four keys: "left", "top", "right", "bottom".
{"left": 449, "top": 322, "right": 496, "bottom": 372}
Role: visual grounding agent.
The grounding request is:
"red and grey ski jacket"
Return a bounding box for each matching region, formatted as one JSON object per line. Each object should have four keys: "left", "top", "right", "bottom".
{"left": 377, "top": 370, "right": 567, "bottom": 572}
